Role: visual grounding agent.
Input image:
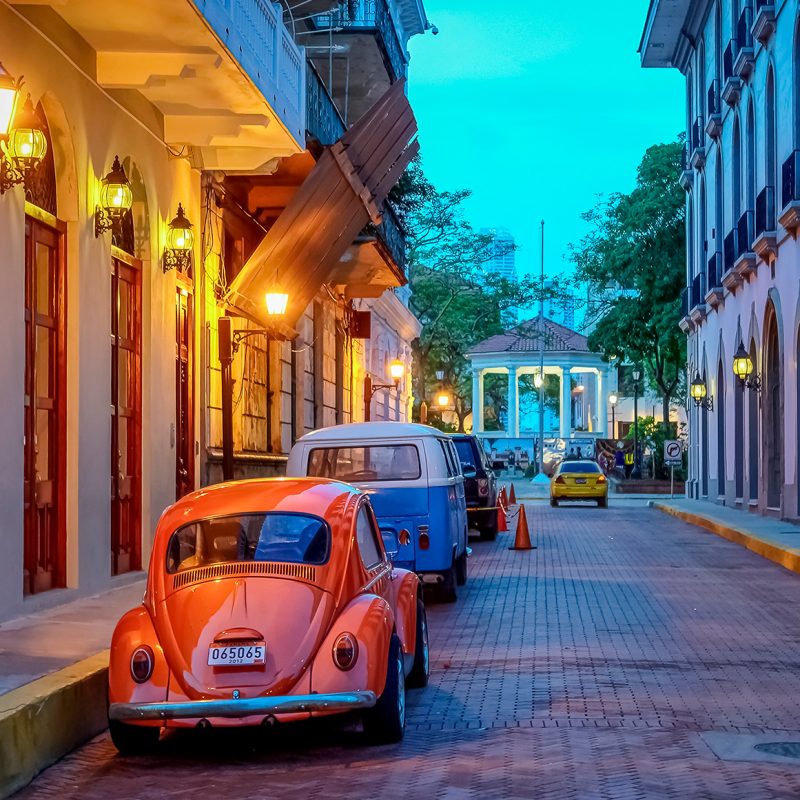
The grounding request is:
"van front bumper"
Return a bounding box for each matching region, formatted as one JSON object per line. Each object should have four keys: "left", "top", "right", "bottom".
{"left": 109, "top": 691, "right": 377, "bottom": 722}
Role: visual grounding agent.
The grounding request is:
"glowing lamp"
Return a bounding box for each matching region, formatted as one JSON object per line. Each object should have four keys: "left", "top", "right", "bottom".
{"left": 162, "top": 204, "right": 194, "bottom": 272}
{"left": 436, "top": 391, "right": 450, "bottom": 408}
{"left": 0, "top": 62, "right": 19, "bottom": 137}
{"left": 533, "top": 372, "right": 544, "bottom": 389}
{"left": 389, "top": 359, "right": 404, "bottom": 382}
{"left": 732, "top": 342, "right": 754, "bottom": 384}
{"left": 265, "top": 289, "right": 289, "bottom": 316}
{"left": 690, "top": 371, "right": 709, "bottom": 408}
{"left": 609, "top": 393, "right": 618, "bottom": 406}
{"left": 95, "top": 156, "right": 132, "bottom": 237}
{"left": 6, "top": 95, "right": 46, "bottom": 166}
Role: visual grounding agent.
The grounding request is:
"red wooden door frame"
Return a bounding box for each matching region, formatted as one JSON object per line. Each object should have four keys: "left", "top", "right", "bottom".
{"left": 23, "top": 214, "right": 67, "bottom": 595}
{"left": 175, "top": 283, "right": 194, "bottom": 499}
{"left": 111, "top": 255, "right": 142, "bottom": 575}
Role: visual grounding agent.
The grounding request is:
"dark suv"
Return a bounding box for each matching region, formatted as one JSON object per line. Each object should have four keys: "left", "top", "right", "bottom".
{"left": 451, "top": 434, "right": 499, "bottom": 541}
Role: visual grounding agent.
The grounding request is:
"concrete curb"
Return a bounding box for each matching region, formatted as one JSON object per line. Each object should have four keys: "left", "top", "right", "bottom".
{"left": 651, "top": 502, "right": 800, "bottom": 575}
{"left": 0, "top": 650, "right": 109, "bottom": 799}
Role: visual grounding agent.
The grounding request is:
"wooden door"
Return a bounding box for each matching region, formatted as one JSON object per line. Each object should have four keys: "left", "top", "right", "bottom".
{"left": 23, "top": 217, "right": 66, "bottom": 595}
{"left": 175, "top": 287, "right": 194, "bottom": 499}
{"left": 111, "top": 257, "right": 142, "bottom": 574}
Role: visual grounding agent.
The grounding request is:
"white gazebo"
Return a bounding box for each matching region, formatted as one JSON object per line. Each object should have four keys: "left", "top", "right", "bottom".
{"left": 468, "top": 318, "right": 613, "bottom": 439}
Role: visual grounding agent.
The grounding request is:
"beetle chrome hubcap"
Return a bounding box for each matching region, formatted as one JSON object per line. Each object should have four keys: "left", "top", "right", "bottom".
{"left": 397, "top": 652, "right": 405, "bottom": 726}
{"left": 422, "top": 616, "right": 430, "bottom": 676}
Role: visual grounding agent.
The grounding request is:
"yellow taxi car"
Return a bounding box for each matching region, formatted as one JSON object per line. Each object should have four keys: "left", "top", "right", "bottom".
{"left": 550, "top": 460, "right": 608, "bottom": 508}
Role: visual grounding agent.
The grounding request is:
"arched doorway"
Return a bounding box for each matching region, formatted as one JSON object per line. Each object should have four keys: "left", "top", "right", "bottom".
{"left": 701, "top": 369, "right": 710, "bottom": 497}
{"left": 734, "top": 359, "right": 744, "bottom": 500}
{"left": 717, "top": 360, "right": 726, "bottom": 497}
{"left": 762, "top": 303, "right": 782, "bottom": 509}
{"left": 748, "top": 339, "right": 759, "bottom": 504}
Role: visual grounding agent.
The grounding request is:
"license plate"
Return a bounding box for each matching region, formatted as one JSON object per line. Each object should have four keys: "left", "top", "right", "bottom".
{"left": 575, "top": 478, "right": 587, "bottom": 484}
{"left": 208, "top": 642, "right": 266, "bottom": 666}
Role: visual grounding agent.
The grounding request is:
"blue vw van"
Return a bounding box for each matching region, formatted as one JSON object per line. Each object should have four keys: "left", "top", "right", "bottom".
{"left": 287, "top": 422, "right": 469, "bottom": 601}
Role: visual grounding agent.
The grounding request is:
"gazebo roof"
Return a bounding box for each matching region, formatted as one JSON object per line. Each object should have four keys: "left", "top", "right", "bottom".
{"left": 468, "top": 317, "right": 590, "bottom": 356}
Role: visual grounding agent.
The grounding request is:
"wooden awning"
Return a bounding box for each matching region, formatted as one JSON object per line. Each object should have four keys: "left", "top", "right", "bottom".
{"left": 224, "top": 79, "right": 419, "bottom": 332}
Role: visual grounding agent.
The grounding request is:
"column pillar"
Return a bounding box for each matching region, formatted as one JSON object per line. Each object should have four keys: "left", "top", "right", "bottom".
{"left": 472, "top": 369, "right": 485, "bottom": 433}
{"left": 559, "top": 366, "right": 572, "bottom": 439}
{"left": 507, "top": 366, "right": 519, "bottom": 437}
{"left": 597, "top": 369, "right": 608, "bottom": 436}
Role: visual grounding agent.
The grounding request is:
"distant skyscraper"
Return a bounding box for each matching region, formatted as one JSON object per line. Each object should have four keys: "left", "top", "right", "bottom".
{"left": 480, "top": 227, "right": 517, "bottom": 282}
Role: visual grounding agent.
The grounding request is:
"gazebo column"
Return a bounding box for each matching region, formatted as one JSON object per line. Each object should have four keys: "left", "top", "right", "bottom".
{"left": 559, "top": 366, "right": 571, "bottom": 439}
{"left": 506, "top": 366, "right": 519, "bottom": 437}
{"left": 472, "top": 369, "right": 485, "bottom": 433}
{"left": 596, "top": 369, "right": 608, "bottom": 436}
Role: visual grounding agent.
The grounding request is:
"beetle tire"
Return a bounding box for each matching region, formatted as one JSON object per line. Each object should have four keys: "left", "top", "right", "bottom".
{"left": 439, "top": 562, "right": 458, "bottom": 603}
{"left": 108, "top": 719, "right": 160, "bottom": 755}
{"left": 407, "top": 598, "right": 430, "bottom": 688}
{"left": 363, "top": 633, "right": 405, "bottom": 744}
{"left": 455, "top": 550, "right": 468, "bottom": 586}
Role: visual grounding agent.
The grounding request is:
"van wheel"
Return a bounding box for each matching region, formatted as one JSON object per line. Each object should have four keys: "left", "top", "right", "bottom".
{"left": 455, "top": 550, "right": 468, "bottom": 586}
{"left": 363, "top": 634, "right": 405, "bottom": 744}
{"left": 440, "top": 562, "right": 458, "bottom": 603}
{"left": 407, "top": 598, "right": 430, "bottom": 689}
{"left": 108, "top": 720, "right": 160, "bottom": 755}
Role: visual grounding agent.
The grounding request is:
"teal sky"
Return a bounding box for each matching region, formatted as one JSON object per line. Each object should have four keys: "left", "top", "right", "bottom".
{"left": 407, "top": 1, "right": 684, "bottom": 284}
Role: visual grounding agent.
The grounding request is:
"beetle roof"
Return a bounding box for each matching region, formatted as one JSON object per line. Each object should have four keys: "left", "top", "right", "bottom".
{"left": 296, "top": 421, "right": 443, "bottom": 442}
{"left": 158, "top": 478, "right": 361, "bottom": 534}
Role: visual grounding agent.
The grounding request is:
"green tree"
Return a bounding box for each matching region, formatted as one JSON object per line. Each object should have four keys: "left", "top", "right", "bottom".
{"left": 571, "top": 141, "right": 686, "bottom": 426}
{"left": 395, "top": 162, "right": 547, "bottom": 431}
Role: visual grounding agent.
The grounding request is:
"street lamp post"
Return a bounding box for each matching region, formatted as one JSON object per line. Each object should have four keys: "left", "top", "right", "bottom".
{"left": 365, "top": 359, "right": 404, "bottom": 421}
{"left": 632, "top": 367, "right": 641, "bottom": 479}
{"left": 609, "top": 393, "right": 618, "bottom": 439}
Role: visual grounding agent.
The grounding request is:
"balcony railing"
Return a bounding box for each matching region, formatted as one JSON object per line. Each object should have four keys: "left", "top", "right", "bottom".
{"left": 755, "top": 185, "right": 776, "bottom": 236}
{"left": 312, "top": 0, "right": 408, "bottom": 81}
{"left": 782, "top": 150, "right": 800, "bottom": 209}
{"left": 737, "top": 210, "right": 755, "bottom": 254}
{"left": 681, "top": 286, "right": 691, "bottom": 318}
{"left": 367, "top": 202, "right": 407, "bottom": 276}
{"left": 723, "top": 230, "right": 737, "bottom": 273}
{"left": 193, "top": 0, "right": 305, "bottom": 142}
{"left": 306, "top": 61, "right": 345, "bottom": 146}
{"left": 691, "top": 272, "right": 707, "bottom": 309}
{"left": 707, "top": 79, "right": 720, "bottom": 117}
{"left": 737, "top": 5, "right": 753, "bottom": 50}
{"left": 724, "top": 41, "right": 737, "bottom": 82}
{"left": 707, "top": 251, "right": 722, "bottom": 289}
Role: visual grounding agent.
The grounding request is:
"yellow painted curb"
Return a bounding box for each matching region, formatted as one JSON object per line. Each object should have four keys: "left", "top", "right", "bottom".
{"left": 652, "top": 503, "right": 800, "bottom": 574}
{"left": 0, "top": 650, "right": 110, "bottom": 799}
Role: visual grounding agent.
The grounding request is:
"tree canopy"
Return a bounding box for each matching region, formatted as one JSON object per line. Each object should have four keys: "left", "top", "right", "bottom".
{"left": 570, "top": 141, "right": 686, "bottom": 424}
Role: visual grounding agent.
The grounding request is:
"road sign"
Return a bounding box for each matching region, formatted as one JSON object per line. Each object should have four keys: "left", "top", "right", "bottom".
{"left": 664, "top": 440, "right": 682, "bottom": 466}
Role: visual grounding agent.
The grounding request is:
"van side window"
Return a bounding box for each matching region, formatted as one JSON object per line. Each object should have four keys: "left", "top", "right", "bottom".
{"left": 448, "top": 441, "right": 463, "bottom": 476}
{"left": 356, "top": 505, "right": 383, "bottom": 569}
{"left": 437, "top": 439, "right": 456, "bottom": 478}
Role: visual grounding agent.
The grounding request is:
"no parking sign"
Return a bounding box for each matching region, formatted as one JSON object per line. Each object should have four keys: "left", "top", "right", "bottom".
{"left": 664, "top": 440, "right": 682, "bottom": 466}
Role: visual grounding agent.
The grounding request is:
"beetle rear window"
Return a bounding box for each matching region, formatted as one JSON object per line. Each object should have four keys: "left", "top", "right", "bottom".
{"left": 166, "top": 513, "right": 330, "bottom": 574}
{"left": 307, "top": 445, "right": 421, "bottom": 482}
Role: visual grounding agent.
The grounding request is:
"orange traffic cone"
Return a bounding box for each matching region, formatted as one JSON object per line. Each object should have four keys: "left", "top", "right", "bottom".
{"left": 499, "top": 485, "right": 508, "bottom": 509}
{"left": 509, "top": 504, "right": 535, "bottom": 550}
{"left": 497, "top": 498, "right": 508, "bottom": 532}
{"left": 509, "top": 483, "right": 517, "bottom": 505}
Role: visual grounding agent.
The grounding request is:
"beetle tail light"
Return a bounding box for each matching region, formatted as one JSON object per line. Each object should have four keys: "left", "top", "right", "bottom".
{"left": 418, "top": 525, "right": 430, "bottom": 550}
{"left": 333, "top": 632, "right": 358, "bottom": 671}
{"left": 477, "top": 478, "right": 489, "bottom": 497}
{"left": 130, "top": 646, "right": 154, "bottom": 683}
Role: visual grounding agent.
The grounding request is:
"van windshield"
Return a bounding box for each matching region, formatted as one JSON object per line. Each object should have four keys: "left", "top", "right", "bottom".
{"left": 308, "top": 445, "right": 421, "bottom": 482}
{"left": 166, "top": 513, "right": 330, "bottom": 573}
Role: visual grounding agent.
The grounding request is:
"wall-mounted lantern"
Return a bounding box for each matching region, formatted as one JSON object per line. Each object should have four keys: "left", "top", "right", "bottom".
{"left": 389, "top": 359, "right": 404, "bottom": 382}
{"left": 365, "top": 359, "right": 404, "bottom": 421}
{"left": 0, "top": 65, "right": 47, "bottom": 195}
{"left": 163, "top": 203, "right": 194, "bottom": 273}
{"left": 533, "top": 371, "right": 544, "bottom": 389}
{"left": 95, "top": 156, "right": 133, "bottom": 237}
{"left": 265, "top": 287, "right": 289, "bottom": 317}
{"left": 690, "top": 371, "right": 713, "bottom": 410}
{"left": 732, "top": 341, "right": 761, "bottom": 392}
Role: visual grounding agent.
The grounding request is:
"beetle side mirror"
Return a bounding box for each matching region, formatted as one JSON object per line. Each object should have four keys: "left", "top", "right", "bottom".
{"left": 380, "top": 529, "right": 399, "bottom": 559}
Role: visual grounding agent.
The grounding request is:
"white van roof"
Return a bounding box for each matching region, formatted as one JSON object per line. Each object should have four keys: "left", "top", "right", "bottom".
{"left": 296, "top": 422, "right": 445, "bottom": 443}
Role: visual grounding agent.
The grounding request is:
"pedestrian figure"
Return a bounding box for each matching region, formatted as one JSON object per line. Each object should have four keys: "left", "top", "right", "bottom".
{"left": 624, "top": 450, "right": 634, "bottom": 479}
{"left": 576, "top": 447, "right": 583, "bottom": 459}
{"left": 614, "top": 448, "right": 624, "bottom": 475}
{"left": 565, "top": 447, "right": 577, "bottom": 461}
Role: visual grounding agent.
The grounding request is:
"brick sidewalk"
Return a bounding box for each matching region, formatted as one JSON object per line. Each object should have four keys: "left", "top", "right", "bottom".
{"left": 15, "top": 502, "right": 800, "bottom": 799}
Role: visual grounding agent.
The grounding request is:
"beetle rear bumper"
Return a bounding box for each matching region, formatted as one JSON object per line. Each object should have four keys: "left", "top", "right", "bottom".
{"left": 109, "top": 691, "right": 377, "bottom": 722}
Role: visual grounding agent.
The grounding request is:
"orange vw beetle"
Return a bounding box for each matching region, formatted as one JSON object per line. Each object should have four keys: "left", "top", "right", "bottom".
{"left": 107, "top": 478, "right": 429, "bottom": 752}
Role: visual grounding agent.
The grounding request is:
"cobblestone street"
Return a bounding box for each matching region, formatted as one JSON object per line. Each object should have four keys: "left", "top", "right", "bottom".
{"left": 17, "top": 502, "right": 800, "bottom": 799}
